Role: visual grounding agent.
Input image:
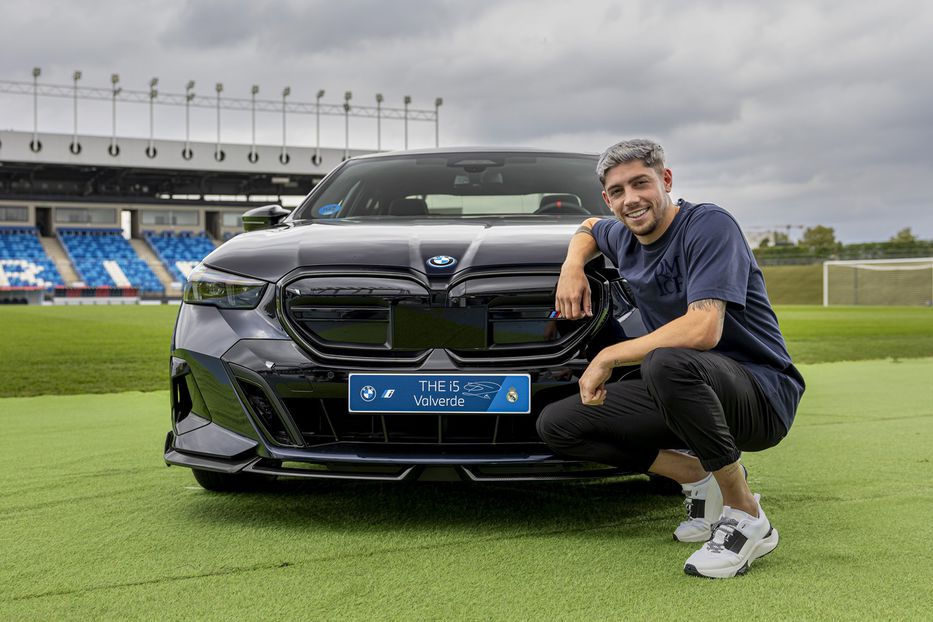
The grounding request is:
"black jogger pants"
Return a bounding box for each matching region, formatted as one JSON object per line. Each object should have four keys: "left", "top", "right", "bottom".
{"left": 536, "top": 348, "right": 788, "bottom": 473}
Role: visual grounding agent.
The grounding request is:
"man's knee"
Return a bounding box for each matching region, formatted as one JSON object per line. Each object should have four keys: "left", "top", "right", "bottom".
{"left": 536, "top": 398, "right": 582, "bottom": 448}
{"left": 641, "top": 347, "right": 698, "bottom": 388}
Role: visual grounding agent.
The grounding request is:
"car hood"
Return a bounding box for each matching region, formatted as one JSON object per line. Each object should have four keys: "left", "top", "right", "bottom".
{"left": 203, "top": 218, "right": 586, "bottom": 282}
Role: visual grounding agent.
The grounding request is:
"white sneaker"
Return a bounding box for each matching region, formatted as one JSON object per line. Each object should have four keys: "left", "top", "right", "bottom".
{"left": 683, "top": 494, "right": 779, "bottom": 578}
{"left": 673, "top": 465, "right": 747, "bottom": 543}
{"left": 673, "top": 473, "right": 722, "bottom": 542}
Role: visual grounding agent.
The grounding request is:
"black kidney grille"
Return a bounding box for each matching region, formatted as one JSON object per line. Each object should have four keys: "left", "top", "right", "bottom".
{"left": 449, "top": 274, "right": 601, "bottom": 358}
{"left": 283, "top": 275, "right": 430, "bottom": 359}
{"left": 281, "top": 272, "right": 601, "bottom": 360}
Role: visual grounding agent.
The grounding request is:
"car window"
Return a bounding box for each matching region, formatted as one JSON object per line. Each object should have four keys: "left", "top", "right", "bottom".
{"left": 294, "top": 153, "right": 608, "bottom": 219}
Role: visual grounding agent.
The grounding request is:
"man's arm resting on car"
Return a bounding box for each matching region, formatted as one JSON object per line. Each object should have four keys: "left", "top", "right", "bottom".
{"left": 555, "top": 217, "right": 602, "bottom": 319}
{"left": 578, "top": 299, "right": 727, "bottom": 405}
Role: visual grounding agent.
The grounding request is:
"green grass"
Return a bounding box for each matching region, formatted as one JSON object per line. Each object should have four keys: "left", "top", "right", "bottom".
{"left": 776, "top": 305, "right": 933, "bottom": 363}
{"left": 0, "top": 305, "right": 177, "bottom": 397}
{"left": 761, "top": 264, "right": 823, "bottom": 304}
{"left": 1, "top": 304, "right": 931, "bottom": 397}
{"left": 1, "top": 359, "right": 931, "bottom": 620}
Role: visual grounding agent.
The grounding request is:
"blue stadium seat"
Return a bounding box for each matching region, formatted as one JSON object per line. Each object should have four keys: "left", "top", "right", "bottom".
{"left": 0, "top": 227, "right": 64, "bottom": 288}
{"left": 58, "top": 228, "right": 163, "bottom": 292}
{"left": 144, "top": 231, "right": 216, "bottom": 283}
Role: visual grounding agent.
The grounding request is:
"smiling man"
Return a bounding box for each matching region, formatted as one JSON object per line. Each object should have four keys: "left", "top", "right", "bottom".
{"left": 537, "top": 139, "right": 805, "bottom": 578}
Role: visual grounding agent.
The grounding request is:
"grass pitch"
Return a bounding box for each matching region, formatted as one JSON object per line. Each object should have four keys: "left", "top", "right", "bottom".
{"left": 0, "top": 305, "right": 175, "bottom": 397}
{"left": 1, "top": 359, "right": 931, "bottom": 620}
{"left": 0, "top": 304, "right": 930, "bottom": 397}
{"left": 0, "top": 304, "right": 930, "bottom": 618}
{"left": 761, "top": 264, "right": 822, "bottom": 305}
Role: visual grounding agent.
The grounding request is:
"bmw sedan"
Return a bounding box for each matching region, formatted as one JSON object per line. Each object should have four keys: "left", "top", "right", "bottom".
{"left": 164, "top": 148, "right": 645, "bottom": 490}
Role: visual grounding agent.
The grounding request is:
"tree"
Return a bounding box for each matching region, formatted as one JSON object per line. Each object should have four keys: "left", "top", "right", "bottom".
{"left": 799, "top": 225, "right": 839, "bottom": 256}
{"left": 757, "top": 237, "right": 771, "bottom": 249}
{"left": 889, "top": 227, "right": 918, "bottom": 244}
{"left": 772, "top": 231, "right": 791, "bottom": 246}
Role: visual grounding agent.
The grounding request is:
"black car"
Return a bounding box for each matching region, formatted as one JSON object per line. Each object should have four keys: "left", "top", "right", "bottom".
{"left": 164, "top": 148, "right": 646, "bottom": 490}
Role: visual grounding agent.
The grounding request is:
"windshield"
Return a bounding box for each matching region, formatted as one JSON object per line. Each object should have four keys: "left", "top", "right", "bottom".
{"left": 292, "top": 152, "right": 609, "bottom": 219}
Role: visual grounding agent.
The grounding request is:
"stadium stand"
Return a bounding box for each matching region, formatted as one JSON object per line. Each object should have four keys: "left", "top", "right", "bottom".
{"left": 58, "top": 228, "right": 163, "bottom": 292}
{"left": 143, "top": 231, "right": 215, "bottom": 283}
{"left": 0, "top": 226, "right": 64, "bottom": 288}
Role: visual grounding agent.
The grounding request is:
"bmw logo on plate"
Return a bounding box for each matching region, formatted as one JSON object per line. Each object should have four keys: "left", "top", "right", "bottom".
{"left": 360, "top": 385, "right": 377, "bottom": 402}
{"left": 427, "top": 255, "right": 457, "bottom": 268}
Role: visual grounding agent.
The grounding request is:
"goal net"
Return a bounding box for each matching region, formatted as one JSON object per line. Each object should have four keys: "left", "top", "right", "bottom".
{"left": 823, "top": 258, "right": 933, "bottom": 306}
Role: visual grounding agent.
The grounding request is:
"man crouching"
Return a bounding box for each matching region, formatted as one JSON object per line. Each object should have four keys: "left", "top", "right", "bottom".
{"left": 537, "top": 139, "right": 805, "bottom": 578}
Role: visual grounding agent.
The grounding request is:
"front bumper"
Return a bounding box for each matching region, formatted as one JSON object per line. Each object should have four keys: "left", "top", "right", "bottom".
{"left": 164, "top": 429, "right": 627, "bottom": 482}
{"left": 165, "top": 277, "right": 638, "bottom": 482}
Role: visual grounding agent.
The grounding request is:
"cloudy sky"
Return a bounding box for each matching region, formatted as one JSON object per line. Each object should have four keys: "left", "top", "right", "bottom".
{"left": 2, "top": 0, "right": 931, "bottom": 242}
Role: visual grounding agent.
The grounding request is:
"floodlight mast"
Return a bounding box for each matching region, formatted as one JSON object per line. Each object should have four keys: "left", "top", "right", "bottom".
{"left": 215, "top": 82, "right": 223, "bottom": 160}
{"left": 148, "top": 77, "right": 159, "bottom": 156}
{"left": 31, "top": 67, "right": 41, "bottom": 151}
{"left": 184, "top": 80, "right": 195, "bottom": 158}
{"left": 375, "top": 93, "right": 383, "bottom": 151}
{"left": 281, "top": 86, "right": 290, "bottom": 163}
{"left": 250, "top": 85, "right": 259, "bottom": 161}
{"left": 110, "top": 73, "right": 121, "bottom": 155}
{"left": 434, "top": 97, "right": 443, "bottom": 148}
{"left": 403, "top": 95, "right": 411, "bottom": 149}
{"left": 71, "top": 70, "right": 82, "bottom": 153}
{"left": 313, "top": 89, "right": 325, "bottom": 165}
{"left": 343, "top": 91, "right": 352, "bottom": 160}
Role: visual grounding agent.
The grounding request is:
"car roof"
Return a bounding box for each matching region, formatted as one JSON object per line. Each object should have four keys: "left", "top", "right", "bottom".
{"left": 352, "top": 146, "right": 598, "bottom": 161}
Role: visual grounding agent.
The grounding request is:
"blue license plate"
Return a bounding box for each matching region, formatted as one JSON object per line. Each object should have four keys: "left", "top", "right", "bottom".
{"left": 348, "top": 374, "right": 531, "bottom": 414}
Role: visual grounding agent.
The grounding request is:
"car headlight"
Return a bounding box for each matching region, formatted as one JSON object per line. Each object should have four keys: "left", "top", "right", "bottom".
{"left": 183, "top": 265, "right": 267, "bottom": 309}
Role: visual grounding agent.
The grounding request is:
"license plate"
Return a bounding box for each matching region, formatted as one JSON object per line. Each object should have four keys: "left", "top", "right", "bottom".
{"left": 348, "top": 373, "right": 531, "bottom": 414}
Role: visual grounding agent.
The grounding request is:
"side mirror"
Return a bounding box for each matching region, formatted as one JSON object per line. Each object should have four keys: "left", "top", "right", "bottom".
{"left": 242, "top": 204, "right": 290, "bottom": 232}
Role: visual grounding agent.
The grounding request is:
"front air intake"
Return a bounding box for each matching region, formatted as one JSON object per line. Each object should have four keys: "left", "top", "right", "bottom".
{"left": 235, "top": 379, "right": 296, "bottom": 446}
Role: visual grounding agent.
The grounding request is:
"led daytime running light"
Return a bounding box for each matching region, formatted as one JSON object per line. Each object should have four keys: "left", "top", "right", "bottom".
{"left": 183, "top": 265, "right": 266, "bottom": 309}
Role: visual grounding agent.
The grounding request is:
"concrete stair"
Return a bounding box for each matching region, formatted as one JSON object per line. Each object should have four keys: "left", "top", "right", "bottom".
{"left": 39, "top": 236, "right": 80, "bottom": 285}
{"left": 130, "top": 238, "right": 182, "bottom": 296}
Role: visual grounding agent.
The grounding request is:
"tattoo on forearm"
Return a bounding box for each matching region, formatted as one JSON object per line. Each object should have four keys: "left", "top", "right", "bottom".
{"left": 574, "top": 225, "right": 595, "bottom": 239}
{"left": 688, "top": 298, "right": 726, "bottom": 318}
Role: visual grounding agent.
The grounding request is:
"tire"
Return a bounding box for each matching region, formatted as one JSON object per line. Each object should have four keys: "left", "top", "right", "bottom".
{"left": 191, "top": 468, "right": 270, "bottom": 492}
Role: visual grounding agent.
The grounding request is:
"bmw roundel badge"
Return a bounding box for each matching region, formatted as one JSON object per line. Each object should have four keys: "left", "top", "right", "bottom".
{"left": 427, "top": 255, "right": 457, "bottom": 268}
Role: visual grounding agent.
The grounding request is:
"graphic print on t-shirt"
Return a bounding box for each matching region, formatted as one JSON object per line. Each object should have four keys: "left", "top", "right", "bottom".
{"left": 654, "top": 255, "right": 683, "bottom": 296}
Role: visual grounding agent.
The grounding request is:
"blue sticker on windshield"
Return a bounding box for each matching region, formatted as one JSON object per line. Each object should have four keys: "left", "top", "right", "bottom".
{"left": 318, "top": 203, "right": 342, "bottom": 217}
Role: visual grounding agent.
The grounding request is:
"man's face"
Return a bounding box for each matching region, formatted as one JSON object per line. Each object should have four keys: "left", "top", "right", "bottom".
{"left": 601, "top": 160, "right": 675, "bottom": 244}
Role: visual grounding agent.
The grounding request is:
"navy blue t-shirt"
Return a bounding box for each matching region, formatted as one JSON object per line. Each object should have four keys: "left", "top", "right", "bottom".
{"left": 591, "top": 200, "right": 804, "bottom": 431}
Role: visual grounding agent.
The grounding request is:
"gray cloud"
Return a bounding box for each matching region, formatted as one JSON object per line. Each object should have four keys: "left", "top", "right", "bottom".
{"left": 160, "top": 0, "right": 481, "bottom": 54}
{"left": 1, "top": 0, "right": 931, "bottom": 241}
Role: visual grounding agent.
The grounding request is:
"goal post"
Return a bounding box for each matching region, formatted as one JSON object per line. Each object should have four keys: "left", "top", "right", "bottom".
{"left": 822, "top": 257, "right": 933, "bottom": 306}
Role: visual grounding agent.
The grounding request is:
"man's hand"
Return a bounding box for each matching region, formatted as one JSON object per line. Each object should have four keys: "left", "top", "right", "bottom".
{"left": 555, "top": 218, "right": 601, "bottom": 319}
{"left": 555, "top": 266, "right": 592, "bottom": 319}
{"left": 578, "top": 357, "right": 613, "bottom": 405}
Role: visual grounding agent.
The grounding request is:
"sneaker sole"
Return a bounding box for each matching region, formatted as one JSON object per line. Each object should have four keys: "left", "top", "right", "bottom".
{"left": 673, "top": 530, "right": 711, "bottom": 543}
{"left": 683, "top": 527, "right": 779, "bottom": 579}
